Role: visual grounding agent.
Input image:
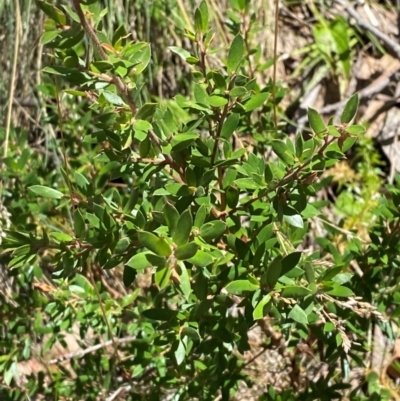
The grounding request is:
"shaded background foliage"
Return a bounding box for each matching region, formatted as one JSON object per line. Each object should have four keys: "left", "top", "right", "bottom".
{"left": 0, "top": 0, "right": 400, "bottom": 400}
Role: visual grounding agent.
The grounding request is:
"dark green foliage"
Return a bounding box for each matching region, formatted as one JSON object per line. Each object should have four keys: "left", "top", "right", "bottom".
{"left": 0, "top": 1, "right": 398, "bottom": 401}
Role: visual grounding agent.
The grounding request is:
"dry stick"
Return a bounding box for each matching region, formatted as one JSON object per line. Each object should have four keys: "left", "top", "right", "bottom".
{"left": 333, "top": 0, "right": 400, "bottom": 59}
{"left": 296, "top": 68, "right": 400, "bottom": 128}
{"left": 47, "top": 335, "right": 137, "bottom": 364}
{"left": 296, "top": 0, "right": 400, "bottom": 130}
{"left": 71, "top": 0, "right": 185, "bottom": 182}
{"left": 105, "top": 385, "right": 132, "bottom": 401}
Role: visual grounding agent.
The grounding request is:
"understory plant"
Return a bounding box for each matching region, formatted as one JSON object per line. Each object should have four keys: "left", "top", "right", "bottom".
{"left": 0, "top": 1, "right": 398, "bottom": 400}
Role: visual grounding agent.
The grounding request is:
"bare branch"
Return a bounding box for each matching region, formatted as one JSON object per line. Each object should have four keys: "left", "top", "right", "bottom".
{"left": 48, "top": 335, "right": 137, "bottom": 365}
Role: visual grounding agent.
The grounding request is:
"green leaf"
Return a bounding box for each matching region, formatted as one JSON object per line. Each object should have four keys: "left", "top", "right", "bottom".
{"left": 173, "top": 209, "right": 193, "bottom": 245}
{"left": 221, "top": 113, "right": 240, "bottom": 139}
{"left": 187, "top": 250, "right": 213, "bottom": 266}
{"left": 133, "top": 119, "right": 152, "bottom": 132}
{"left": 266, "top": 256, "right": 282, "bottom": 288}
{"left": 244, "top": 92, "right": 270, "bottom": 112}
{"left": 169, "top": 46, "right": 192, "bottom": 60}
{"left": 4, "top": 361, "right": 19, "bottom": 386}
{"left": 29, "top": 185, "right": 63, "bottom": 199}
{"left": 50, "top": 232, "right": 73, "bottom": 242}
{"left": 175, "top": 242, "right": 199, "bottom": 260}
{"left": 112, "top": 24, "right": 128, "bottom": 46}
{"left": 225, "top": 279, "right": 259, "bottom": 295}
{"left": 235, "top": 178, "right": 259, "bottom": 190}
{"left": 304, "top": 263, "right": 315, "bottom": 284}
{"left": 138, "top": 231, "right": 172, "bottom": 256}
{"left": 64, "top": 89, "right": 86, "bottom": 97}
{"left": 164, "top": 202, "right": 180, "bottom": 236}
{"left": 271, "top": 140, "right": 294, "bottom": 165}
{"left": 181, "top": 327, "right": 201, "bottom": 341}
{"left": 346, "top": 124, "right": 365, "bottom": 136}
{"left": 37, "top": 1, "right": 67, "bottom": 25}
{"left": 328, "top": 125, "right": 341, "bottom": 137}
{"left": 288, "top": 304, "right": 308, "bottom": 326}
{"left": 198, "top": 0, "right": 209, "bottom": 34}
{"left": 320, "top": 265, "right": 343, "bottom": 282}
{"left": 227, "top": 34, "right": 245, "bottom": 73}
{"left": 199, "top": 220, "right": 226, "bottom": 241}
{"left": 308, "top": 108, "right": 326, "bottom": 134}
{"left": 175, "top": 340, "right": 186, "bottom": 365}
{"left": 142, "top": 308, "right": 177, "bottom": 321}
{"left": 136, "top": 103, "right": 157, "bottom": 120}
{"left": 194, "top": 204, "right": 207, "bottom": 228}
{"left": 74, "top": 171, "right": 89, "bottom": 191}
{"left": 126, "top": 252, "right": 165, "bottom": 270}
{"left": 326, "top": 285, "right": 354, "bottom": 297}
{"left": 178, "top": 261, "right": 191, "bottom": 299}
{"left": 102, "top": 91, "right": 125, "bottom": 106}
{"left": 155, "top": 265, "right": 171, "bottom": 289}
{"left": 212, "top": 72, "right": 227, "bottom": 89}
{"left": 281, "top": 252, "right": 302, "bottom": 276}
{"left": 253, "top": 294, "right": 272, "bottom": 319}
{"left": 73, "top": 209, "right": 86, "bottom": 239}
{"left": 230, "top": 86, "right": 247, "bottom": 98}
{"left": 341, "top": 93, "right": 358, "bottom": 124}
{"left": 165, "top": 183, "right": 195, "bottom": 196}
{"left": 194, "top": 83, "right": 209, "bottom": 104}
{"left": 129, "top": 42, "right": 151, "bottom": 75}
{"left": 40, "top": 30, "right": 62, "bottom": 45}
{"left": 281, "top": 285, "right": 312, "bottom": 298}
{"left": 225, "top": 186, "right": 239, "bottom": 208}
{"left": 92, "top": 60, "right": 113, "bottom": 72}
{"left": 283, "top": 214, "right": 304, "bottom": 228}
{"left": 295, "top": 133, "right": 304, "bottom": 158}
{"left": 208, "top": 95, "right": 228, "bottom": 107}
{"left": 171, "top": 132, "right": 199, "bottom": 152}
{"left": 115, "top": 238, "right": 130, "bottom": 254}
{"left": 194, "top": 9, "right": 203, "bottom": 35}
{"left": 301, "top": 204, "right": 319, "bottom": 219}
{"left": 122, "top": 266, "right": 137, "bottom": 287}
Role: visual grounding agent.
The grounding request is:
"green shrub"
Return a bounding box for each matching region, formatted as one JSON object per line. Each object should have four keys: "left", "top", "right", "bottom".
{"left": 0, "top": 1, "right": 398, "bottom": 400}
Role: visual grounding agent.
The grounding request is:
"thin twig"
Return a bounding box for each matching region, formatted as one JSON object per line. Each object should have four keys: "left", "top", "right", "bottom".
{"left": 105, "top": 385, "right": 132, "bottom": 401}
{"left": 47, "top": 335, "right": 137, "bottom": 364}
{"left": 297, "top": 68, "right": 400, "bottom": 128}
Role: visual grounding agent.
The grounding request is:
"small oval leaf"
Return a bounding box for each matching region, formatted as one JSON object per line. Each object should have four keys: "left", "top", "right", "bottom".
{"left": 187, "top": 250, "right": 213, "bottom": 266}
{"left": 175, "top": 242, "right": 199, "bottom": 260}
{"left": 138, "top": 231, "right": 172, "bottom": 256}
{"left": 281, "top": 285, "right": 312, "bottom": 298}
{"left": 173, "top": 209, "right": 193, "bottom": 246}
{"left": 29, "top": 185, "right": 64, "bottom": 199}
{"left": 288, "top": 304, "right": 308, "bottom": 326}
{"left": 253, "top": 294, "right": 272, "bottom": 320}
{"left": 164, "top": 202, "right": 180, "bottom": 236}
{"left": 244, "top": 92, "right": 270, "bottom": 112}
{"left": 271, "top": 140, "right": 294, "bottom": 165}
{"left": 308, "top": 108, "right": 326, "bottom": 134}
{"left": 199, "top": 220, "right": 226, "bottom": 241}
{"left": 227, "top": 34, "right": 245, "bottom": 73}
{"left": 225, "top": 279, "right": 259, "bottom": 295}
{"left": 283, "top": 214, "right": 304, "bottom": 228}
{"left": 326, "top": 285, "right": 354, "bottom": 298}
{"left": 341, "top": 93, "right": 358, "bottom": 124}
